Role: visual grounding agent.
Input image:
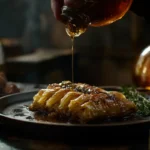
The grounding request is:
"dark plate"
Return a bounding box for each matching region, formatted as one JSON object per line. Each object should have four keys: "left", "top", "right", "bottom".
{"left": 0, "top": 87, "right": 150, "bottom": 140}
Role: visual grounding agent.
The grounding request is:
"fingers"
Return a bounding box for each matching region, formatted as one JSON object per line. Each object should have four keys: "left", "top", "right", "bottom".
{"left": 51, "top": 0, "right": 64, "bottom": 20}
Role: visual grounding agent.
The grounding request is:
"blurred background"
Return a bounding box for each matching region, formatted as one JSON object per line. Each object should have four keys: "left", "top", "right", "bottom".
{"left": 0, "top": 0, "right": 150, "bottom": 86}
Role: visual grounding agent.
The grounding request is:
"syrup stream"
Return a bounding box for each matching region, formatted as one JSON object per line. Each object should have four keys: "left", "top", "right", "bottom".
{"left": 71, "top": 37, "right": 74, "bottom": 83}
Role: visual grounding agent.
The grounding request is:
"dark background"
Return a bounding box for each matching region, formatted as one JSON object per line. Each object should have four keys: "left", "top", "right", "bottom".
{"left": 0, "top": 0, "right": 150, "bottom": 86}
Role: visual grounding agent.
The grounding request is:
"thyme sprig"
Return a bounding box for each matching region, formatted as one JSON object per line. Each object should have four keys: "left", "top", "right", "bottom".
{"left": 121, "top": 87, "right": 150, "bottom": 116}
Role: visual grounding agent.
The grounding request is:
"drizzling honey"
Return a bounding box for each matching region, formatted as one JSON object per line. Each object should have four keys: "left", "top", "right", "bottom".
{"left": 65, "top": 23, "right": 87, "bottom": 38}
{"left": 62, "top": 0, "right": 133, "bottom": 83}
{"left": 71, "top": 37, "right": 74, "bottom": 83}
{"left": 65, "top": 23, "right": 87, "bottom": 83}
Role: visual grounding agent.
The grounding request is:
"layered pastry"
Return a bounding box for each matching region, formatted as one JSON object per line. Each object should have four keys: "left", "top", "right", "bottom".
{"left": 29, "top": 81, "right": 137, "bottom": 123}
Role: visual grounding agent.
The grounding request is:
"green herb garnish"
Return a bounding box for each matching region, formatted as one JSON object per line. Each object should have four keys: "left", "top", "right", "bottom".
{"left": 121, "top": 87, "right": 150, "bottom": 116}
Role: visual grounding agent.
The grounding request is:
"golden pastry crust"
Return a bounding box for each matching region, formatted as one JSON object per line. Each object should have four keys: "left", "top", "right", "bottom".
{"left": 29, "top": 81, "right": 137, "bottom": 123}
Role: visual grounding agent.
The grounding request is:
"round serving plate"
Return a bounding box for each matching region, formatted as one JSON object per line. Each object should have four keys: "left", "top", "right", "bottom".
{"left": 0, "top": 87, "right": 150, "bottom": 140}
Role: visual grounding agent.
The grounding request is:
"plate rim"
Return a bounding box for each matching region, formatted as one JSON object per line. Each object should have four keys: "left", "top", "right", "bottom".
{"left": 0, "top": 87, "right": 150, "bottom": 128}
